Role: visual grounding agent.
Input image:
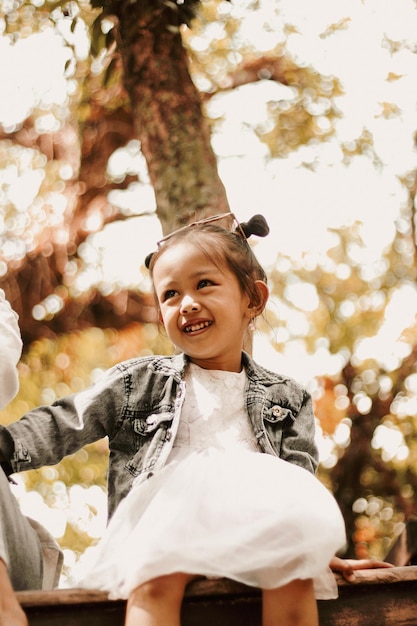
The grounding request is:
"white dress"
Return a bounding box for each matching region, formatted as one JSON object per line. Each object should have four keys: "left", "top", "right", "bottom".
{"left": 80, "top": 364, "right": 346, "bottom": 599}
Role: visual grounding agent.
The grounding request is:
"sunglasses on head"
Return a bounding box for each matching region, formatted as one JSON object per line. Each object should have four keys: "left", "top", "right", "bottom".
{"left": 156, "top": 212, "right": 247, "bottom": 248}
{"left": 145, "top": 213, "right": 269, "bottom": 269}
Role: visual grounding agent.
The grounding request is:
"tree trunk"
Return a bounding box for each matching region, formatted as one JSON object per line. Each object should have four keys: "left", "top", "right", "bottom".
{"left": 115, "top": 0, "right": 229, "bottom": 234}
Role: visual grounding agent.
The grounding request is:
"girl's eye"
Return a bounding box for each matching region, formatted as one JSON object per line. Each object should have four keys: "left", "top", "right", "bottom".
{"left": 197, "top": 279, "right": 213, "bottom": 289}
{"left": 163, "top": 289, "right": 178, "bottom": 301}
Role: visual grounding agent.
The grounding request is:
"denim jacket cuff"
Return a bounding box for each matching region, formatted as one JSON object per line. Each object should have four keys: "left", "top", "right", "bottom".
{"left": 0, "top": 426, "right": 15, "bottom": 476}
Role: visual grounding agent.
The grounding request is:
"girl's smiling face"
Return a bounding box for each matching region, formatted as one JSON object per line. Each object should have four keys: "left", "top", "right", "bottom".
{"left": 152, "top": 241, "right": 255, "bottom": 372}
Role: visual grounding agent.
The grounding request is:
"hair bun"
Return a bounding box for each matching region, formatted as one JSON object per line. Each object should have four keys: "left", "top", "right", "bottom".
{"left": 144, "top": 252, "right": 154, "bottom": 269}
{"left": 240, "top": 214, "right": 270, "bottom": 239}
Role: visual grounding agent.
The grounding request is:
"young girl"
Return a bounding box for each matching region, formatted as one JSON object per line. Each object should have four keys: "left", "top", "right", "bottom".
{"left": 78, "top": 213, "right": 348, "bottom": 626}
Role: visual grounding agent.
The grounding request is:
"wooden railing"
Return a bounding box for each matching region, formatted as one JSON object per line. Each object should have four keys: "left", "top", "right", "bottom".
{"left": 16, "top": 566, "right": 417, "bottom": 626}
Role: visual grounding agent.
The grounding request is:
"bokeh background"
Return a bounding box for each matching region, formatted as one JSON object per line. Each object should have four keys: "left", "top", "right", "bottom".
{"left": 1, "top": 0, "right": 417, "bottom": 584}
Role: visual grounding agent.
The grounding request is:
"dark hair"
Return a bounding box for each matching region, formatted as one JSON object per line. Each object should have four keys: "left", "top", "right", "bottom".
{"left": 147, "top": 214, "right": 269, "bottom": 308}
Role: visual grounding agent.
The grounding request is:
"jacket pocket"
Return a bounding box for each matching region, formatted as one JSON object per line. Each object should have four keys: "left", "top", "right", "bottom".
{"left": 263, "top": 404, "right": 295, "bottom": 427}
{"left": 133, "top": 411, "right": 173, "bottom": 435}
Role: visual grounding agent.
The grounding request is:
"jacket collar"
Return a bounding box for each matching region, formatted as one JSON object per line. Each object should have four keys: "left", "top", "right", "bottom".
{"left": 241, "top": 352, "right": 289, "bottom": 386}
{"left": 150, "top": 351, "right": 288, "bottom": 386}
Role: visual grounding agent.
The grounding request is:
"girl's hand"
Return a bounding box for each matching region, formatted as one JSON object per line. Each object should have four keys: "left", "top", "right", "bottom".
{"left": 329, "top": 556, "right": 394, "bottom": 583}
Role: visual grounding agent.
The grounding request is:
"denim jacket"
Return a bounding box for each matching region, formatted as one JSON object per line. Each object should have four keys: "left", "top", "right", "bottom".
{"left": 0, "top": 352, "right": 318, "bottom": 519}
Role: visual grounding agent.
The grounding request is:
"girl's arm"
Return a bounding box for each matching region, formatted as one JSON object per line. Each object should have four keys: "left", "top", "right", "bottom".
{"left": 0, "top": 363, "right": 126, "bottom": 472}
{"left": 330, "top": 556, "right": 394, "bottom": 582}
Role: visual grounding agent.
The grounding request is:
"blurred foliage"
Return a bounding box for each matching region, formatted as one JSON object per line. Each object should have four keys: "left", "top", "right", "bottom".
{"left": 0, "top": 0, "right": 346, "bottom": 282}
{"left": 265, "top": 215, "right": 417, "bottom": 558}
{"left": 183, "top": 1, "right": 343, "bottom": 156}
{"left": 1, "top": 0, "right": 417, "bottom": 571}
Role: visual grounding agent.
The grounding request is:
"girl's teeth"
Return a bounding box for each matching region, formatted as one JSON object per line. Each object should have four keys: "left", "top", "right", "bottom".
{"left": 186, "top": 321, "right": 210, "bottom": 332}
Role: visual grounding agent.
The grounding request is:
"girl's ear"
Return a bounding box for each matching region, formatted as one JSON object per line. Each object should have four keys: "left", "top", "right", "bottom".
{"left": 252, "top": 280, "right": 269, "bottom": 315}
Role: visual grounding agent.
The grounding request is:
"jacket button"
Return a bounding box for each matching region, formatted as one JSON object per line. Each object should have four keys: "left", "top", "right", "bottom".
{"left": 147, "top": 472, "right": 154, "bottom": 479}
{"left": 271, "top": 405, "right": 284, "bottom": 418}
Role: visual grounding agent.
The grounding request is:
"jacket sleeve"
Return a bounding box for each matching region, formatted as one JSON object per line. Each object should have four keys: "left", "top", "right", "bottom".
{"left": 0, "top": 363, "right": 127, "bottom": 474}
{"left": 280, "top": 390, "right": 319, "bottom": 475}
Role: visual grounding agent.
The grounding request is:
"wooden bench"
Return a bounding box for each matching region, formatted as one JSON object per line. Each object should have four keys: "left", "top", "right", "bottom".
{"left": 16, "top": 566, "right": 417, "bottom": 625}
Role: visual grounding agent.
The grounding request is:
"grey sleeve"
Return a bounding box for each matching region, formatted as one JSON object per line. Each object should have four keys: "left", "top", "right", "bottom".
{"left": 1, "top": 364, "right": 126, "bottom": 473}
{"left": 0, "top": 289, "right": 23, "bottom": 410}
{"left": 280, "top": 391, "right": 319, "bottom": 475}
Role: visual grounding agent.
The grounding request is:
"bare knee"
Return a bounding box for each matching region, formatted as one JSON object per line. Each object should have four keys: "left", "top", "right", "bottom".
{"left": 132, "top": 575, "right": 180, "bottom": 602}
{"left": 263, "top": 578, "right": 318, "bottom": 626}
{"left": 129, "top": 573, "right": 194, "bottom": 609}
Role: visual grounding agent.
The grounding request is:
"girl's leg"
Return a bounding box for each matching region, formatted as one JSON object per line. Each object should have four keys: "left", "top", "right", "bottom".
{"left": 262, "top": 578, "right": 318, "bottom": 626}
{"left": 126, "top": 573, "right": 197, "bottom": 626}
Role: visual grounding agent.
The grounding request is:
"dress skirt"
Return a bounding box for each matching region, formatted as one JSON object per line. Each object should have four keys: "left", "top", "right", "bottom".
{"left": 80, "top": 448, "right": 346, "bottom": 599}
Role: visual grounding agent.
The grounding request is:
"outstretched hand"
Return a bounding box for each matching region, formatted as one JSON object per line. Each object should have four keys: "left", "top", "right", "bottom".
{"left": 329, "top": 556, "right": 394, "bottom": 583}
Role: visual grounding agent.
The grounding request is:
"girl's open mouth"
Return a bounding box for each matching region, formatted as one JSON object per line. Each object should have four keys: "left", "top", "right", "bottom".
{"left": 184, "top": 320, "right": 212, "bottom": 333}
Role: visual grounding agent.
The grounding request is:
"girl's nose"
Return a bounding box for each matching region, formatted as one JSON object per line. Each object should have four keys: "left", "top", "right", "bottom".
{"left": 180, "top": 294, "right": 200, "bottom": 314}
